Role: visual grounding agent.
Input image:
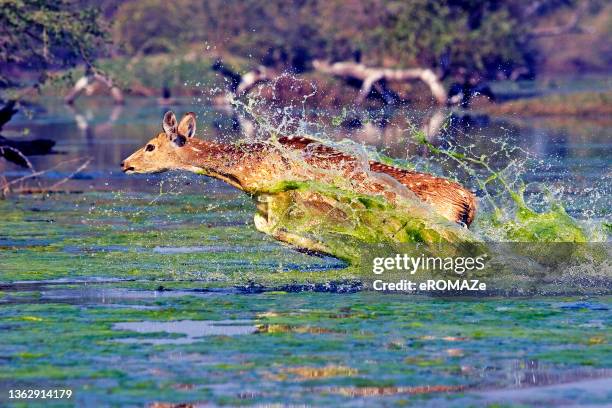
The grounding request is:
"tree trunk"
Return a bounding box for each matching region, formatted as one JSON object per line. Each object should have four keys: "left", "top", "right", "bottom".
{"left": 65, "top": 72, "right": 124, "bottom": 105}
{"left": 312, "top": 60, "right": 448, "bottom": 105}
{"left": 212, "top": 60, "right": 271, "bottom": 98}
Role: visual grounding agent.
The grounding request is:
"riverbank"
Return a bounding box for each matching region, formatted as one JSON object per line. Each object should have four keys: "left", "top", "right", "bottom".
{"left": 480, "top": 91, "right": 612, "bottom": 117}
{"left": 25, "top": 53, "right": 612, "bottom": 116}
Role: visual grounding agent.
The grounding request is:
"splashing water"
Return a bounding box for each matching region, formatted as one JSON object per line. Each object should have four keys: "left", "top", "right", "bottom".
{"left": 193, "top": 74, "right": 610, "bottom": 290}
{"left": 95, "top": 74, "right": 596, "bottom": 294}
{"left": 412, "top": 130, "right": 594, "bottom": 243}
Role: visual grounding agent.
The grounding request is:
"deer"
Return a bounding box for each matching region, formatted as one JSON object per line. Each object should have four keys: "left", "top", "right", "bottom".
{"left": 121, "top": 111, "right": 477, "bottom": 254}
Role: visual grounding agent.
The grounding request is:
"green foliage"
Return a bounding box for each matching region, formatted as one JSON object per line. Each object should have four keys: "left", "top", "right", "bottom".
{"left": 0, "top": 0, "right": 108, "bottom": 87}
{"left": 5, "top": 0, "right": 590, "bottom": 88}
{"left": 332, "top": 0, "right": 535, "bottom": 76}
{"left": 112, "top": 0, "right": 197, "bottom": 55}
{"left": 109, "top": 0, "right": 583, "bottom": 78}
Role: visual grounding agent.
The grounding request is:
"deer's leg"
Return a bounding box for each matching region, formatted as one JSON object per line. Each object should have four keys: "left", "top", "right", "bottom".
{"left": 253, "top": 194, "right": 332, "bottom": 256}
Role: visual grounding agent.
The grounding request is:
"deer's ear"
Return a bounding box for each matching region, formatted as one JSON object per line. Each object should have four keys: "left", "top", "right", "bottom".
{"left": 178, "top": 112, "right": 196, "bottom": 138}
{"left": 170, "top": 134, "right": 187, "bottom": 147}
{"left": 162, "top": 111, "right": 177, "bottom": 135}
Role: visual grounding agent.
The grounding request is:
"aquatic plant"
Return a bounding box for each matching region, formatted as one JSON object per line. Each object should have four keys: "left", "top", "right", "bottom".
{"left": 412, "top": 130, "right": 590, "bottom": 243}
{"left": 253, "top": 179, "right": 481, "bottom": 264}
{"left": 216, "top": 87, "right": 609, "bottom": 285}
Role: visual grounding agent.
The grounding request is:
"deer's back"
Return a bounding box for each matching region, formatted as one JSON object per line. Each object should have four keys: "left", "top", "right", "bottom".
{"left": 273, "top": 136, "right": 477, "bottom": 226}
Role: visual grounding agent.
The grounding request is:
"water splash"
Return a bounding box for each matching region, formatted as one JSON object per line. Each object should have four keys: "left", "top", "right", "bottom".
{"left": 197, "top": 76, "right": 610, "bottom": 291}
{"left": 412, "top": 130, "right": 593, "bottom": 243}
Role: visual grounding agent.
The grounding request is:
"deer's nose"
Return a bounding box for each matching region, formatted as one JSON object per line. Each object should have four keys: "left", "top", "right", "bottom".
{"left": 120, "top": 161, "right": 135, "bottom": 173}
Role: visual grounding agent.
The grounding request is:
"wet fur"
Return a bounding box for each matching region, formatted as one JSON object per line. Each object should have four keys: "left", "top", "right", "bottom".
{"left": 122, "top": 113, "right": 476, "bottom": 226}
{"left": 275, "top": 136, "right": 476, "bottom": 226}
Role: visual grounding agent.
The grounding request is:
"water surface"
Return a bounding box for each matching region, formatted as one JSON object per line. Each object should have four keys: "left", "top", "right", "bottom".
{"left": 0, "top": 96, "right": 610, "bottom": 406}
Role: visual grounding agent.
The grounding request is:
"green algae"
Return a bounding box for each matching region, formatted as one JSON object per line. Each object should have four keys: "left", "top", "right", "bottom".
{"left": 413, "top": 131, "right": 593, "bottom": 243}
{"left": 253, "top": 179, "right": 482, "bottom": 264}
{"left": 0, "top": 192, "right": 349, "bottom": 285}
{"left": 1, "top": 291, "right": 609, "bottom": 406}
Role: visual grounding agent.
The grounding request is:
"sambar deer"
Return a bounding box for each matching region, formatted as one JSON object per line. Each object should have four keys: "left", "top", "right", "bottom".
{"left": 121, "top": 112, "right": 477, "bottom": 251}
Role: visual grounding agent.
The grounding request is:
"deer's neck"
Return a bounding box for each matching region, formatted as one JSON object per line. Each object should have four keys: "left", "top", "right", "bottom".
{"left": 181, "top": 139, "right": 263, "bottom": 191}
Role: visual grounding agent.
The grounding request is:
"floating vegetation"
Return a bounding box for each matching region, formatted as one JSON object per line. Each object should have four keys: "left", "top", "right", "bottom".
{"left": 193, "top": 90, "right": 611, "bottom": 292}
{"left": 275, "top": 365, "right": 358, "bottom": 380}
{"left": 2, "top": 289, "right": 609, "bottom": 406}
{"left": 0, "top": 97, "right": 610, "bottom": 406}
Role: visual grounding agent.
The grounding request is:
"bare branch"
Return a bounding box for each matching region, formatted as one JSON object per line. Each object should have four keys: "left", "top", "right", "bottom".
{"left": 312, "top": 60, "right": 448, "bottom": 105}
{"left": 47, "top": 159, "right": 91, "bottom": 190}
{"left": 1, "top": 157, "right": 90, "bottom": 197}
{"left": 0, "top": 145, "right": 35, "bottom": 170}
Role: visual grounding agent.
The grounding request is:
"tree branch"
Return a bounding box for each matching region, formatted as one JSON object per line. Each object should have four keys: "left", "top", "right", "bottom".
{"left": 1, "top": 157, "right": 90, "bottom": 197}
{"left": 312, "top": 60, "right": 448, "bottom": 105}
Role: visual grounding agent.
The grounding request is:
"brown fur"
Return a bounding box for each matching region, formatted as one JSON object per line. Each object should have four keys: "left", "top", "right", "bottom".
{"left": 121, "top": 112, "right": 477, "bottom": 226}
{"left": 275, "top": 136, "right": 476, "bottom": 225}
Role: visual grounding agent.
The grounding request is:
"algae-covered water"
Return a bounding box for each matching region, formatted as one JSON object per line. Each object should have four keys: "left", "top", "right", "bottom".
{"left": 1, "top": 97, "right": 611, "bottom": 406}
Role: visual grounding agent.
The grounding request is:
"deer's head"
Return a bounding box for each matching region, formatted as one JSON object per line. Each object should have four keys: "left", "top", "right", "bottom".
{"left": 121, "top": 111, "right": 198, "bottom": 174}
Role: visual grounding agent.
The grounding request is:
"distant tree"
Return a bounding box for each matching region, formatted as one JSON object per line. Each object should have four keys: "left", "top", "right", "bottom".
{"left": 245, "top": 1, "right": 590, "bottom": 78}
{"left": 215, "top": 1, "right": 324, "bottom": 73}
{"left": 0, "top": 0, "right": 108, "bottom": 88}
{"left": 338, "top": 0, "right": 538, "bottom": 79}
{"left": 108, "top": 0, "right": 591, "bottom": 80}
{"left": 112, "top": 0, "right": 198, "bottom": 55}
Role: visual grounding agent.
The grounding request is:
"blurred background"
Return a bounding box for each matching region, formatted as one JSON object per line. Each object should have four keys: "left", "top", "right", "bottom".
{"left": 1, "top": 0, "right": 610, "bottom": 100}
{"left": 1, "top": 4, "right": 611, "bottom": 405}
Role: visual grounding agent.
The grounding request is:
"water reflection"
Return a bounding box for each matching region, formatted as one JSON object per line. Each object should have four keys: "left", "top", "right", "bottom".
{"left": 505, "top": 360, "right": 612, "bottom": 388}
{"left": 66, "top": 103, "right": 123, "bottom": 148}
{"left": 113, "top": 319, "right": 256, "bottom": 344}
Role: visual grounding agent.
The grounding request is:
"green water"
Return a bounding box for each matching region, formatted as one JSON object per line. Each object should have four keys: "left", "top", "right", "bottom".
{"left": 1, "top": 288, "right": 610, "bottom": 406}
{"left": 1, "top": 96, "right": 610, "bottom": 406}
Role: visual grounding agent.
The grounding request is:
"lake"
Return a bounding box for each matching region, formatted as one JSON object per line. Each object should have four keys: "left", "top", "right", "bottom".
{"left": 0, "top": 95, "right": 610, "bottom": 406}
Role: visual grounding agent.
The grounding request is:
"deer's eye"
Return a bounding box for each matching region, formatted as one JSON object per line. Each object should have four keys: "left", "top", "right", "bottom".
{"left": 145, "top": 144, "right": 155, "bottom": 152}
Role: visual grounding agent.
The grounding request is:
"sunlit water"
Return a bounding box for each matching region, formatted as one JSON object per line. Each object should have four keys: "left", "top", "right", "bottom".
{"left": 0, "top": 96, "right": 610, "bottom": 406}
